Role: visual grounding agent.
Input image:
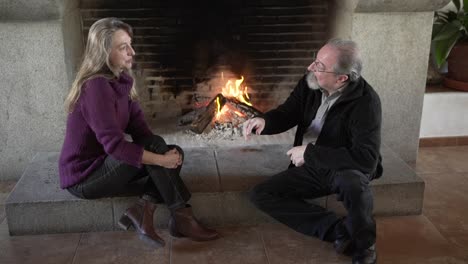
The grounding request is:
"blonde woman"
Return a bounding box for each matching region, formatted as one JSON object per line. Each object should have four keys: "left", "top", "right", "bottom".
{"left": 59, "top": 17, "right": 218, "bottom": 247}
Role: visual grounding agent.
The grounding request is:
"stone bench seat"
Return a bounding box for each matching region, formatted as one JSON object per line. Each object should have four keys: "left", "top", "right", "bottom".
{"left": 5, "top": 144, "right": 424, "bottom": 235}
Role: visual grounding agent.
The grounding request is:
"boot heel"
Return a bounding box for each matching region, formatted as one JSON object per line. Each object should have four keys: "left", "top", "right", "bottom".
{"left": 118, "top": 214, "right": 133, "bottom": 230}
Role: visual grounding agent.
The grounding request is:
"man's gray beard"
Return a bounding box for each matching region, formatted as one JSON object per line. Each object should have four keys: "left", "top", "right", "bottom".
{"left": 306, "top": 71, "right": 320, "bottom": 90}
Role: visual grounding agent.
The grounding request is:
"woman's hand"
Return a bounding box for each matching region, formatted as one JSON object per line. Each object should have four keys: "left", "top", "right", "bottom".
{"left": 157, "top": 149, "right": 182, "bottom": 169}
{"left": 142, "top": 149, "right": 182, "bottom": 169}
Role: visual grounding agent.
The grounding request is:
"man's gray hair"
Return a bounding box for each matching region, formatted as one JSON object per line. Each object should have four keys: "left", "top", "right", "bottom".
{"left": 327, "top": 38, "right": 362, "bottom": 82}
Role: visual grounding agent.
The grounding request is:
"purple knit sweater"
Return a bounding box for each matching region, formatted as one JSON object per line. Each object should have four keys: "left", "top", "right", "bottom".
{"left": 58, "top": 72, "right": 153, "bottom": 188}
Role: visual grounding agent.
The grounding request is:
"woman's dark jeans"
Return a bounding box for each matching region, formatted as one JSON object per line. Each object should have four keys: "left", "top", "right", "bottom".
{"left": 67, "top": 135, "right": 191, "bottom": 210}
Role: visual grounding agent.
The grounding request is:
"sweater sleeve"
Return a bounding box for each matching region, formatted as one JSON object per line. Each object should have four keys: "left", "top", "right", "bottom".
{"left": 261, "top": 77, "right": 306, "bottom": 135}
{"left": 304, "top": 94, "right": 382, "bottom": 174}
{"left": 126, "top": 100, "right": 153, "bottom": 144}
{"left": 80, "top": 77, "right": 144, "bottom": 167}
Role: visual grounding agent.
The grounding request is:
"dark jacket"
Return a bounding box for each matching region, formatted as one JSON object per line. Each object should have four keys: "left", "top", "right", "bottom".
{"left": 261, "top": 75, "right": 383, "bottom": 179}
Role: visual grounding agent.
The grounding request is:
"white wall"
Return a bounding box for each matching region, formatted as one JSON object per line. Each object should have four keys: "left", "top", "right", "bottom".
{"left": 421, "top": 1, "right": 468, "bottom": 138}
{"left": 420, "top": 92, "right": 468, "bottom": 137}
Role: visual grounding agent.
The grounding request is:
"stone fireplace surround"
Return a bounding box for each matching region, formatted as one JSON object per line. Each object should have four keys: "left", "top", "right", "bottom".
{"left": 1, "top": 0, "right": 451, "bottom": 235}
{"left": 0, "top": 0, "right": 451, "bottom": 181}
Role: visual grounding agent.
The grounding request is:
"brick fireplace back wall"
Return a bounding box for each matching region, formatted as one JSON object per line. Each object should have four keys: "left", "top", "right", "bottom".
{"left": 80, "top": 0, "right": 331, "bottom": 121}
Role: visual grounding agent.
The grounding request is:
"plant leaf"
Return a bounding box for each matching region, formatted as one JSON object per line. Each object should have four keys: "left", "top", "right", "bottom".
{"left": 432, "top": 23, "right": 445, "bottom": 38}
{"left": 464, "top": 0, "right": 468, "bottom": 13}
{"left": 463, "top": 13, "right": 468, "bottom": 29}
{"left": 433, "top": 32, "right": 461, "bottom": 68}
{"left": 432, "top": 22, "right": 461, "bottom": 41}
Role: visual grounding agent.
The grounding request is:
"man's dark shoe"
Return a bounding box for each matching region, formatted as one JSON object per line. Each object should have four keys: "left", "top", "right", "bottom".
{"left": 334, "top": 236, "right": 352, "bottom": 255}
{"left": 333, "top": 220, "right": 353, "bottom": 256}
{"left": 352, "top": 244, "right": 377, "bottom": 264}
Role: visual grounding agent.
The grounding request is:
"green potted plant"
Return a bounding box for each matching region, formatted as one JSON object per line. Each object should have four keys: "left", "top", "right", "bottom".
{"left": 432, "top": 0, "right": 468, "bottom": 91}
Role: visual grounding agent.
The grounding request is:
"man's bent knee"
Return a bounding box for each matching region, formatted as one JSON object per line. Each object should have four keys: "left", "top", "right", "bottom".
{"left": 334, "top": 170, "right": 370, "bottom": 194}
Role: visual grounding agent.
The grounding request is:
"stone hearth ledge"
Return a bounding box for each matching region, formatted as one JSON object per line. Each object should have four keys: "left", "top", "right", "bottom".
{"left": 5, "top": 143, "right": 423, "bottom": 235}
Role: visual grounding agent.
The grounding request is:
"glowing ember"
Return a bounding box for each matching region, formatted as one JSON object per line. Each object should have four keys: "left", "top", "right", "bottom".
{"left": 234, "top": 110, "right": 245, "bottom": 117}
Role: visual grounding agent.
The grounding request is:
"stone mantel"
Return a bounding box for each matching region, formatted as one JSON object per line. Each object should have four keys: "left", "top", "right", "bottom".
{"left": 0, "top": 0, "right": 452, "bottom": 21}
{"left": 353, "top": 0, "right": 451, "bottom": 13}
{"left": 0, "top": 0, "right": 78, "bottom": 21}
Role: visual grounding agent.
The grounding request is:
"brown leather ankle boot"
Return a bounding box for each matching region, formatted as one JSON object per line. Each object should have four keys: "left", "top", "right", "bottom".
{"left": 119, "top": 198, "right": 165, "bottom": 247}
{"left": 169, "top": 205, "right": 219, "bottom": 241}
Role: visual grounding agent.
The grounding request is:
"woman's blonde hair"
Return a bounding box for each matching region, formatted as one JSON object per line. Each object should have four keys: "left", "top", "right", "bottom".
{"left": 65, "top": 17, "right": 138, "bottom": 112}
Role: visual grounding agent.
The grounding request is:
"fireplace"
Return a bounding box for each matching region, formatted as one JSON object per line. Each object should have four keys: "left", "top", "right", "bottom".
{"left": 80, "top": 0, "right": 332, "bottom": 135}
{"left": 0, "top": 0, "right": 450, "bottom": 183}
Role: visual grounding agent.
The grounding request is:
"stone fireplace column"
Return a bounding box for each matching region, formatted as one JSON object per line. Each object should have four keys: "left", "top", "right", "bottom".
{"left": 0, "top": 0, "right": 82, "bottom": 180}
{"left": 332, "top": 0, "right": 451, "bottom": 162}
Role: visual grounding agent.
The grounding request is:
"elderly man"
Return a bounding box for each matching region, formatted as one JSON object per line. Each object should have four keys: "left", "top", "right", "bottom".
{"left": 243, "top": 39, "right": 381, "bottom": 264}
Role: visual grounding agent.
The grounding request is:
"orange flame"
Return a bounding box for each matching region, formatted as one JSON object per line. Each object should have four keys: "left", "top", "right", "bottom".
{"left": 215, "top": 96, "right": 221, "bottom": 119}
{"left": 221, "top": 75, "right": 252, "bottom": 106}
{"left": 215, "top": 73, "right": 253, "bottom": 120}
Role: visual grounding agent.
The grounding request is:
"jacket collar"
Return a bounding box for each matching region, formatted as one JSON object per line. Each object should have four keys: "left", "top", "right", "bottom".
{"left": 331, "top": 77, "right": 367, "bottom": 106}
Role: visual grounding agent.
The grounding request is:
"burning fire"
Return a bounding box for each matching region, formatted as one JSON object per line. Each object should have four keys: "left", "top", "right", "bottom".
{"left": 215, "top": 73, "right": 252, "bottom": 120}
{"left": 221, "top": 76, "right": 252, "bottom": 107}
{"left": 215, "top": 96, "right": 223, "bottom": 119}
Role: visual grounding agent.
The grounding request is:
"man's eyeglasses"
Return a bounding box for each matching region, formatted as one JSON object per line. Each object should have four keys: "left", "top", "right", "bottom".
{"left": 309, "top": 60, "right": 339, "bottom": 74}
{"left": 310, "top": 52, "right": 349, "bottom": 76}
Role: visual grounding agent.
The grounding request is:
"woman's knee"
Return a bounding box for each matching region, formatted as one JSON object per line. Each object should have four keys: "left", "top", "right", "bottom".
{"left": 168, "top": 144, "right": 184, "bottom": 159}
{"left": 144, "top": 135, "right": 168, "bottom": 153}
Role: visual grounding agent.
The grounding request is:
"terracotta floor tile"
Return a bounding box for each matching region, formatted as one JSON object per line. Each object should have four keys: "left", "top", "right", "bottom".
{"left": 421, "top": 171, "right": 468, "bottom": 185}
{"left": 423, "top": 174, "right": 468, "bottom": 209}
{"left": 414, "top": 146, "right": 468, "bottom": 174}
{"left": 171, "top": 226, "right": 269, "bottom": 264}
{"left": 376, "top": 215, "right": 457, "bottom": 260}
{"left": 424, "top": 206, "right": 468, "bottom": 233}
{"left": 379, "top": 256, "right": 468, "bottom": 264}
{"left": 0, "top": 232, "right": 80, "bottom": 264}
{"left": 72, "top": 230, "right": 170, "bottom": 264}
{"left": 260, "top": 223, "right": 349, "bottom": 264}
{"left": 442, "top": 232, "right": 468, "bottom": 255}
{"left": 421, "top": 172, "right": 468, "bottom": 237}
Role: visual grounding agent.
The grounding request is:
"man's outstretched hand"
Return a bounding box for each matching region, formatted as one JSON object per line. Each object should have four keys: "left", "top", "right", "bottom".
{"left": 242, "top": 117, "right": 265, "bottom": 140}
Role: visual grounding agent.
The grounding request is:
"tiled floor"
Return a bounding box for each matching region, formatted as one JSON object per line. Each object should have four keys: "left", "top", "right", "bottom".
{"left": 1, "top": 146, "right": 468, "bottom": 264}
